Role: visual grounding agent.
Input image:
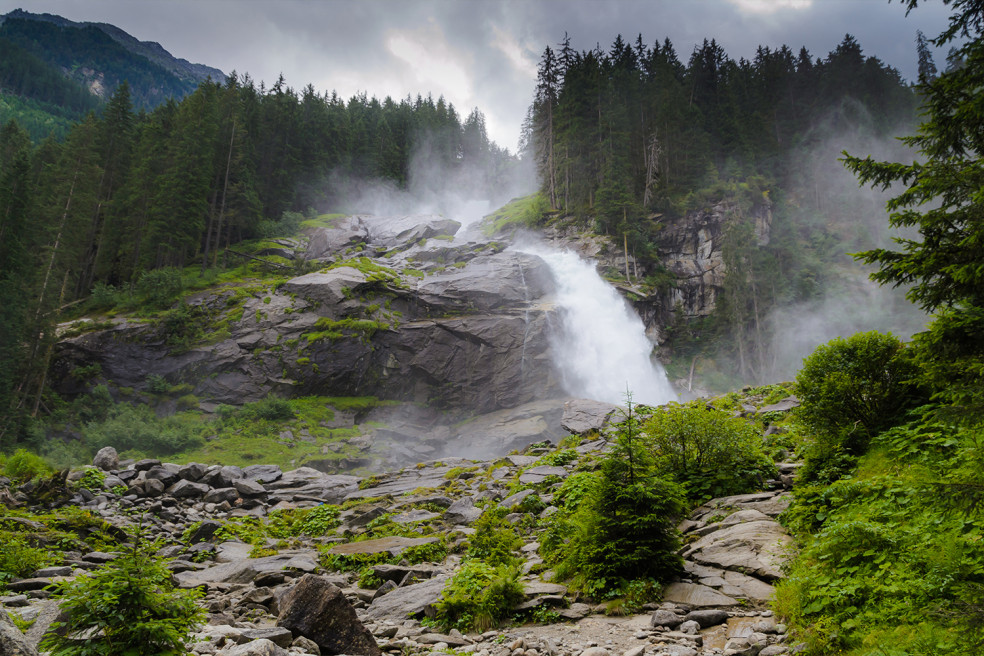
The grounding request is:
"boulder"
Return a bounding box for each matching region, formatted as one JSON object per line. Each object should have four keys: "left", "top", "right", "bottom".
{"left": 365, "top": 574, "right": 449, "bottom": 620}
{"left": 683, "top": 609, "right": 729, "bottom": 628}
{"left": 561, "top": 399, "right": 618, "bottom": 434}
{"left": 167, "top": 479, "right": 210, "bottom": 499}
{"left": 650, "top": 609, "right": 684, "bottom": 628}
{"left": 91, "top": 447, "right": 119, "bottom": 472}
{"left": 661, "top": 582, "right": 737, "bottom": 607}
{"left": 0, "top": 609, "right": 37, "bottom": 656}
{"left": 277, "top": 574, "right": 382, "bottom": 656}
{"left": 444, "top": 496, "right": 482, "bottom": 525}
{"left": 682, "top": 520, "right": 792, "bottom": 581}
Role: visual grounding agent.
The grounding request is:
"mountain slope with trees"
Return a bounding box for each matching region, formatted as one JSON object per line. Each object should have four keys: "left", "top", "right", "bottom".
{"left": 525, "top": 30, "right": 927, "bottom": 387}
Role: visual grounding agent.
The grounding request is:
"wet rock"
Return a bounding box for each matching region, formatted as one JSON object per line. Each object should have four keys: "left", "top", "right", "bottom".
{"left": 277, "top": 574, "right": 382, "bottom": 656}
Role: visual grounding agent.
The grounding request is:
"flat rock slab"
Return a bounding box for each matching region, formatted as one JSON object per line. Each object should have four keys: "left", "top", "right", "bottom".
{"left": 523, "top": 581, "right": 568, "bottom": 596}
{"left": 682, "top": 520, "right": 792, "bottom": 581}
{"left": 365, "top": 574, "right": 449, "bottom": 620}
{"left": 519, "top": 465, "right": 567, "bottom": 485}
{"left": 327, "top": 536, "right": 440, "bottom": 556}
{"left": 757, "top": 396, "right": 800, "bottom": 414}
{"left": 561, "top": 398, "right": 618, "bottom": 434}
{"left": 345, "top": 468, "right": 453, "bottom": 500}
{"left": 174, "top": 551, "right": 318, "bottom": 587}
{"left": 662, "top": 582, "right": 738, "bottom": 607}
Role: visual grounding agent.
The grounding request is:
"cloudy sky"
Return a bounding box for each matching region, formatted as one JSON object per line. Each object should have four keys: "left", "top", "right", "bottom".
{"left": 1, "top": 0, "right": 954, "bottom": 150}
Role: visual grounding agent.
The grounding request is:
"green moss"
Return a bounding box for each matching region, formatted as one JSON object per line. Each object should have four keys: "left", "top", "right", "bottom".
{"left": 304, "top": 317, "right": 390, "bottom": 343}
{"left": 301, "top": 213, "right": 347, "bottom": 230}
{"left": 480, "top": 193, "right": 550, "bottom": 236}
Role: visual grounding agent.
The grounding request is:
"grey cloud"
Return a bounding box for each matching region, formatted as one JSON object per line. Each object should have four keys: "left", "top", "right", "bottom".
{"left": 1, "top": 0, "right": 957, "bottom": 149}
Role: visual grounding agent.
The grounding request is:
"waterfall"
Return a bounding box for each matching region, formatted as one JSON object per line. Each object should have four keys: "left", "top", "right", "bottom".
{"left": 518, "top": 245, "right": 678, "bottom": 407}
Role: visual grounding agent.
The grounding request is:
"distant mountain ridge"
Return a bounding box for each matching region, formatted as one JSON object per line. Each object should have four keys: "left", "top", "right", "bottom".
{"left": 1, "top": 8, "right": 226, "bottom": 86}
{"left": 0, "top": 8, "right": 226, "bottom": 140}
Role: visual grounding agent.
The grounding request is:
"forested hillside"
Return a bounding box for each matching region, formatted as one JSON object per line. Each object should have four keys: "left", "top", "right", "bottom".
{"left": 525, "top": 32, "right": 932, "bottom": 384}
{"left": 0, "top": 10, "right": 225, "bottom": 140}
{"left": 0, "top": 69, "right": 521, "bottom": 440}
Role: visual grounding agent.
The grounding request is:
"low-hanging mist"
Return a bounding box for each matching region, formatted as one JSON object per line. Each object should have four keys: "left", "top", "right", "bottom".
{"left": 518, "top": 244, "right": 678, "bottom": 407}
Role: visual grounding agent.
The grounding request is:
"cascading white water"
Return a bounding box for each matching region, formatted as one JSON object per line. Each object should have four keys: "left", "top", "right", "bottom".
{"left": 519, "top": 245, "right": 678, "bottom": 407}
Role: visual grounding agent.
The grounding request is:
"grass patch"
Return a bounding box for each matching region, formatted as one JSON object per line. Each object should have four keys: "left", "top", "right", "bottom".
{"left": 480, "top": 193, "right": 550, "bottom": 236}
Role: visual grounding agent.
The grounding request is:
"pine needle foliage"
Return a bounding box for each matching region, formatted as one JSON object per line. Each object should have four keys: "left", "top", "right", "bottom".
{"left": 41, "top": 528, "right": 204, "bottom": 656}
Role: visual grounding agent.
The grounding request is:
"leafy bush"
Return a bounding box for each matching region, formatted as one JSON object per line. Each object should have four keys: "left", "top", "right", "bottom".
{"left": 2, "top": 448, "right": 53, "bottom": 482}
{"left": 238, "top": 395, "right": 295, "bottom": 422}
{"left": 467, "top": 508, "right": 523, "bottom": 566}
{"left": 88, "top": 282, "right": 122, "bottom": 310}
{"left": 136, "top": 267, "right": 183, "bottom": 309}
{"left": 42, "top": 533, "right": 204, "bottom": 655}
{"left": 83, "top": 404, "right": 203, "bottom": 457}
{"left": 75, "top": 467, "right": 106, "bottom": 492}
{"left": 0, "top": 534, "right": 55, "bottom": 583}
{"left": 796, "top": 331, "right": 923, "bottom": 483}
{"left": 641, "top": 402, "right": 775, "bottom": 502}
{"left": 434, "top": 560, "right": 524, "bottom": 632}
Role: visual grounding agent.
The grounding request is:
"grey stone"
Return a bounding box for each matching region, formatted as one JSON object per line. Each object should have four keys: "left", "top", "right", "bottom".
{"left": 241, "top": 627, "right": 294, "bottom": 648}
{"left": 179, "top": 462, "right": 209, "bottom": 481}
{"left": 203, "top": 487, "right": 240, "bottom": 504}
{"left": 682, "top": 520, "right": 792, "bottom": 581}
{"left": 499, "top": 489, "right": 536, "bottom": 510}
{"left": 678, "top": 620, "right": 700, "bottom": 635}
{"left": 650, "top": 609, "right": 683, "bottom": 628}
{"left": 91, "top": 446, "right": 119, "bottom": 472}
{"left": 660, "top": 647, "right": 698, "bottom": 656}
{"left": 277, "top": 574, "right": 381, "bottom": 656}
{"left": 518, "top": 466, "right": 567, "bottom": 485}
{"left": 167, "top": 479, "right": 211, "bottom": 498}
{"left": 561, "top": 399, "right": 618, "bottom": 434}
{"left": 444, "top": 497, "right": 483, "bottom": 525}
{"left": 580, "top": 648, "right": 609, "bottom": 656}
{"left": 234, "top": 478, "right": 267, "bottom": 497}
{"left": 217, "top": 638, "right": 288, "bottom": 656}
{"left": 683, "top": 609, "right": 729, "bottom": 628}
{"left": 326, "top": 536, "right": 439, "bottom": 557}
{"left": 365, "top": 575, "right": 449, "bottom": 621}
{"left": 661, "top": 582, "right": 737, "bottom": 607}
{"left": 0, "top": 609, "right": 37, "bottom": 656}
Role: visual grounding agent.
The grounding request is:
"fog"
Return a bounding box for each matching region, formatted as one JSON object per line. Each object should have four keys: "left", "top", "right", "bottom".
{"left": 324, "top": 132, "right": 537, "bottom": 231}
{"left": 760, "top": 100, "right": 929, "bottom": 381}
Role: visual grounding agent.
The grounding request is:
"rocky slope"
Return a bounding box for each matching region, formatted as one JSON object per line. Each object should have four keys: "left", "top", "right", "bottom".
{"left": 0, "top": 399, "right": 803, "bottom": 656}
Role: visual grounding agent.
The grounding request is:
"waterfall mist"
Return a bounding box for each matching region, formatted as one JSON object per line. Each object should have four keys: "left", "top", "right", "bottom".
{"left": 518, "top": 244, "right": 678, "bottom": 407}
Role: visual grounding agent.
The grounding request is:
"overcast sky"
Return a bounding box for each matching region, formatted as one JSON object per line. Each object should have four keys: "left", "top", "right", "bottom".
{"left": 1, "top": 0, "right": 955, "bottom": 151}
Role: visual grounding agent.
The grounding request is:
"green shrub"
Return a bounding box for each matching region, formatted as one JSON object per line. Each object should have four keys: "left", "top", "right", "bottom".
{"left": 75, "top": 467, "right": 106, "bottom": 492}
{"left": 641, "top": 402, "right": 775, "bottom": 502}
{"left": 238, "top": 395, "right": 296, "bottom": 422}
{"left": 467, "top": 508, "right": 523, "bottom": 566}
{"left": 796, "top": 331, "right": 923, "bottom": 483}
{"left": 434, "top": 560, "right": 524, "bottom": 632}
{"left": 88, "top": 282, "right": 122, "bottom": 310}
{"left": 136, "top": 267, "right": 183, "bottom": 308}
{"left": 83, "top": 404, "right": 203, "bottom": 457}
{"left": 0, "top": 534, "right": 55, "bottom": 583}
{"left": 42, "top": 533, "right": 204, "bottom": 655}
{"left": 2, "top": 449, "right": 53, "bottom": 482}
